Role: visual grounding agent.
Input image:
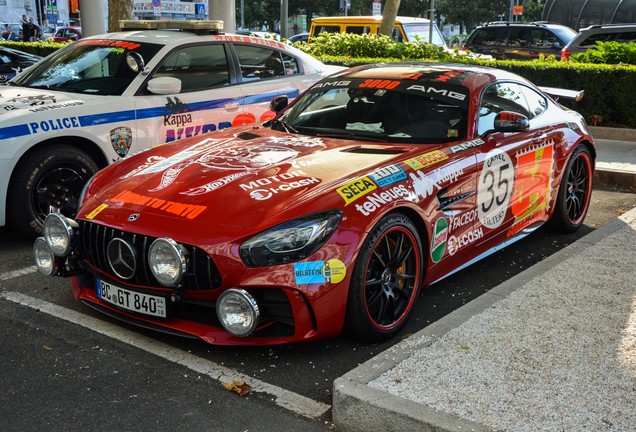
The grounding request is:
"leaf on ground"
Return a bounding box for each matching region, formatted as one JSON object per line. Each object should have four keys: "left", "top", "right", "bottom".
{"left": 221, "top": 380, "right": 251, "bottom": 397}
{"left": 42, "top": 345, "right": 53, "bottom": 350}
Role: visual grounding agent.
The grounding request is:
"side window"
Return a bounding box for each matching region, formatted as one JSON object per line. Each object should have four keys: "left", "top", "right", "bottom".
{"left": 616, "top": 31, "right": 636, "bottom": 43}
{"left": 281, "top": 53, "right": 299, "bottom": 75}
{"left": 392, "top": 27, "right": 404, "bottom": 42}
{"left": 153, "top": 44, "right": 229, "bottom": 92}
{"left": 528, "top": 29, "right": 558, "bottom": 48}
{"left": 235, "top": 45, "right": 285, "bottom": 81}
{"left": 313, "top": 25, "right": 340, "bottom": 37}
{"left": 519, "top": 85, "right": 548, "bottom": 118}
{"left": 478, "top": 83, "right": 531, "bottom": 135}
{"left": 502, "top": 28, "right": 527, "bottom": 47}
{"left": 471, "top": 28, "right": 500, "bottom": 46}
{"left": 346, "top": 26, "right": 371, "bottom": 35}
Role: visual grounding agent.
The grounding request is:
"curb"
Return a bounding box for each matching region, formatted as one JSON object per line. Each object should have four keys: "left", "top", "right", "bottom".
{"left": 588, "top": 126, "right": 636, "bottom": 142}
{"left": 332, "top": 207, "right": 636, "bottom": 432}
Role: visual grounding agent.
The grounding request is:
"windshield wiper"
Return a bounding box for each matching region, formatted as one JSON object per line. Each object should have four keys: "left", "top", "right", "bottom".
{"left": 271, "top": 118, "right": 299, "bottom": 134}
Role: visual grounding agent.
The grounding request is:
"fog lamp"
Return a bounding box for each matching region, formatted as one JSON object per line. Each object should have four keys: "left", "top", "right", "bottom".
{"left": 33, "top": 237, "right": 57, "bottom": 276}
{"left": 216, "top": 289, "right": 260, "bottom": 337}
{"left": 148, "top": 237, "right": 187, "bottom": 287}
{"left": 43, "top": 213, "right": 74, "bottom": 257}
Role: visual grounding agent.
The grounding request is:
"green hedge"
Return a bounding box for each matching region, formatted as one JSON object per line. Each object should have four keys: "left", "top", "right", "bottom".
{"left": 0, "top": 40, "right": 69, "bottom": 58}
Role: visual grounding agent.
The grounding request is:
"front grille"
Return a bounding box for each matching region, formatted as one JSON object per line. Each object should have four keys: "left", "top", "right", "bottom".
{"left": 78, "top": 220, "right": 222, "bottom": 290}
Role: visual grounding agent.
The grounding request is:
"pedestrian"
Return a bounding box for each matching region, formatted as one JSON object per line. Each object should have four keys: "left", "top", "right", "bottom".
{"left": 21, "top": 15, "right": 29, "bottom": 42}
{"left": 27, "top": 17, "right": 41, "bottom": 42}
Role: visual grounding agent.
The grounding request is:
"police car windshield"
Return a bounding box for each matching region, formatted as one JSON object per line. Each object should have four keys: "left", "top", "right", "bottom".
{"left": 275, "top": 82, "right": 468, "bottom": 144}
{"left": 13, "top": 40, "right": 162, "bottom": 95}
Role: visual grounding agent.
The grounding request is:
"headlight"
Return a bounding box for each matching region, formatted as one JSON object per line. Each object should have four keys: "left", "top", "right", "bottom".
{"left": 33, "top": 237, "right": 57, "bottom": 276}
{"left": 240, "top": 210, "right": 342, "bottom": 267}
{"left": 216, "top": 289, "right": 260, "bottom": 337}
{"left": 148, "top": 237, "right": 187, "bottom": 287}
{"left": 43, "top": 213, "right": 74, "bottom": 256}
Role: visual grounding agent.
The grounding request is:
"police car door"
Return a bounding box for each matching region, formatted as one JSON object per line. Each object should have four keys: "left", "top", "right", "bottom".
{"left": 133, "top": 41, "right": 245, "bottom": 148}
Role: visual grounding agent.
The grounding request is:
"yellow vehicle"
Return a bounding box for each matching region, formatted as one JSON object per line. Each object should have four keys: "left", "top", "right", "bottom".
{"left": 308, "top": 15, "right": 447, "bottom": 47}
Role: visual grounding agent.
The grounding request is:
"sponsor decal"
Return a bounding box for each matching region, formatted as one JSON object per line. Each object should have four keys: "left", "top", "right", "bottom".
{"left": 508, "top": 141, "right": 555, "bottom": 237}
{"left": 110, "top": 190, "right": 207, "bottom": 219}
{"left": 239, "top": 171, "right": 307, "bottom": 190}
{"left": 448, "top": 208, "right": 478, "bottom": 232}
{"left": 405, "top": 150, "right": 448, "bottom": 170}
{"left": 85, "top": 203, "right": 108, "bottom": 220}
{"left": 267, "top": 136, "right": 326, "bottom": 148}
{"left": 110, "top": 126, "right": 133, "bottom": 158}
{"left": 7, "top": 94, "right": 56, "bottom": 106}
{"left": 248, "top": 177, "right": 321, "bottom": 200}
{"left": 163, "top": 96, "right": 191, "bottom": 126}
{"left": 28, "top": 117, "right": 80, "bottom": 134}
{"left": 448, "top": 227, "right": 484, "bottom": 256}
{"left": 369, "top": 164, "right": 407, "bottom": 187}
{"left": 406, "top": 85, "right": 467, "bottom": 101}
{"left": 354, "top": 184, "right": 409, "bottom": 216}
{"left": 165, "top": 122, "right": 231, "bottom": 143}
{"left": 78, "top": 39, "right": 141, "bottom": 50}
{"left": 478, "top": 149, "right": 514, "bottom": 229}
{"left": 294, "top": 259, "right": 346, "bottom": 285}
{"left": 450, "top": 138, "right": 485, "bottom": 154}
{"left": 410, "top": 170, "right": 439, "bottom": 201}
{"left": 312, "top": 80, "right": 352, "bottom": 89}
{"left": 431, "top": 163, "right": 464, "bottom": 186}
{"left": 430, "top": 217, "right": 448, "bottom": 263}
{"left": 180, "top": 172, "right": 250, "bottom": 196}
{"left": 337, "top": 176, "right": 377, "bottom": 205}
{"left": 213, "top": 34, "right": 286, "bottom": 49}
{"left": 291, "top": 157, "right": 327, "bottom": 170}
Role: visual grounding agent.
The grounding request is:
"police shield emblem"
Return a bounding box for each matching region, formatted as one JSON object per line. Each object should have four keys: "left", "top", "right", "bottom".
{"left": 110, "top": 126, "right": 133, "bottom": 158}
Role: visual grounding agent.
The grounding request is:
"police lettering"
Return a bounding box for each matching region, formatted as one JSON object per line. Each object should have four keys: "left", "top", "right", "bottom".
{"left": 29, "top": 117, "right": 80, "bottom": 133}
{"left": 165, "top": 122, "right": 231, "bottom": 143}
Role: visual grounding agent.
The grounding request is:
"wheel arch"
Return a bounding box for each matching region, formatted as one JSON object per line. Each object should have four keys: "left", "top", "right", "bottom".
{"left": 15, "top": 136, "right": 111, "bottom": 173}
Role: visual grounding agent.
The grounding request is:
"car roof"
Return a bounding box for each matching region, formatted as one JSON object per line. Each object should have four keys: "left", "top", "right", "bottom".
{"left": 312, "top": 16, "right": 433, "bottom": 24}
{"left": 579, "top": 23, "right": 636, "bottom": 32}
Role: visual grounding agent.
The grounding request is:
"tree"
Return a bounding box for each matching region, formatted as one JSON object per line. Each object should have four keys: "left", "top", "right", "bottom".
{"left": 436, "top": 0, "right": 509, "bottom": 32}
{"left": 108, "top": 0, "right": 134, "bottom": 32}
{"left": 379, "top": 0, "right": 401, "bottom": 36}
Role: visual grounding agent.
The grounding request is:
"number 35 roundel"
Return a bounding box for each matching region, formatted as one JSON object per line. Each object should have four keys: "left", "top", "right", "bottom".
{"left": 478, "top": 149, "right": 515, "bottom": 229}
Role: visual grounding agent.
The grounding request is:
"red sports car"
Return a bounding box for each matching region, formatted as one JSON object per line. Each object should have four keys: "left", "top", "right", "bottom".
{"left": 34, "top": 63, "right": 595, "bottom": 345}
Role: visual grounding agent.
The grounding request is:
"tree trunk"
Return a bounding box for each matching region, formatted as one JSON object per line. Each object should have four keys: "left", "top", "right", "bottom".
{"left": 379, "top": 0, "right": 401, "bottom": 37}
{"left": 108, "top": 0, "right": 134, "bottom": 33}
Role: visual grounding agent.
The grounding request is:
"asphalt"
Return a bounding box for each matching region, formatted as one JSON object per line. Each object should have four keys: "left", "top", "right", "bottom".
{"left": 332, "top": 127, "right": 636, "bottom": 432}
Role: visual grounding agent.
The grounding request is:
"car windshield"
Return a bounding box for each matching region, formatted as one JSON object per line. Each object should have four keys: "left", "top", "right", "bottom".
{"left": 402, "top": 24, "right": 446, "bottom": 46}
{"left": 11, "top": 39, "right": 163, "bottom": 95}
{"left": 272, "top": 74, "right": 469, "bottom": 144}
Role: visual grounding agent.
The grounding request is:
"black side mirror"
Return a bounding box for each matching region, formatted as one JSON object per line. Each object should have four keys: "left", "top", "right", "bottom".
{"left": 493, "top": 111, "right": 530, "bottom": 133}
{"left": 270, "top": 95, "right": 289, "bottom": 114}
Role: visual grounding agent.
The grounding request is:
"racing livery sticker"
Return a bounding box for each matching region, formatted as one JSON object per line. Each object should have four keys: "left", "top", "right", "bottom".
{"left": 430, "top": 217, "right": 448, "bottom": 263}
{"left": 85, "top": 203, "right": 108, "bottom": 220}
{"left": 354, "top": 184, "right": 409, "bottom": 216}
{"left": 294, "top": 259, "right": 347, "bottom": 284}
{"left": 405, "top": 150, "right": 448, "bottom": 170}
{"left": 508, "top": 141, "right": 555, "bottom": 237}
{"left": 448, "top": 227, "right": 484, "bottom": 256}
{"left": 180, "top": 172, "right": 250, "bottom": 196}
{"left": 109, "top": 190, "right": 207, "bottom": 219}
{"left": 247, "top": 177, "right": 321, "bottom": 200}
{"left": 410, "top": 170, "right": 439, "bottom": 201}
{"left": 369, "top": 164, "right": 407, "bottom": 187}
{"left": 450, "top": 138, "right": 485, "bottom": 154}
{"left": 110, "top": 126, "right": 133, "bottom": 158}
{"left": 337, "top": 176, "right": 377, "bottom": 205}
{"left": 478, "top": 149, "right": 515, "bottom": 229}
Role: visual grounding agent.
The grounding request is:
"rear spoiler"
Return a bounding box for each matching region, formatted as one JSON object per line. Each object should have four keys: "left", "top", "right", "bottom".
{"left": 539, "top": 86, "right": 585, "bottom": 102}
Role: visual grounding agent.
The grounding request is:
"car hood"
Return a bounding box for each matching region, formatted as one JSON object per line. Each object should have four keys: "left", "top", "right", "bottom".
{"left": 0, "top": 86, "right": 91, "bottom": 121}
{"left": 84, "top": 129, "right": 412, "bottom": 230}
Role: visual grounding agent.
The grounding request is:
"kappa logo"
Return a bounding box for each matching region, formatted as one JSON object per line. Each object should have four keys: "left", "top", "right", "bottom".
{"left": 163, "top": 97, "right": 192, "bottom": 127}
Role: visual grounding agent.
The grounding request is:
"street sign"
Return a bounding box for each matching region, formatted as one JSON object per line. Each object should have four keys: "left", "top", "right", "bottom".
{"left": 513, "top": 5, "right": 524, "bottom": 16}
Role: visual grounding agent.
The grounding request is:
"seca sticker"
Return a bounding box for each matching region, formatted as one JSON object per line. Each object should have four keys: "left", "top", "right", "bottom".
{"left": 478, "top": 149, "right": 515, "bottom": 229}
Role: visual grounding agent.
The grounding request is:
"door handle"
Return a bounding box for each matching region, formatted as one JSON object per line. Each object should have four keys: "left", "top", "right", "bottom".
{"left": 224, "top": 102, "right": 240, "bottom": 111}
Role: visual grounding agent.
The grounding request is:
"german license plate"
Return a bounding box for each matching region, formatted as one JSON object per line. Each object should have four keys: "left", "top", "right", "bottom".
{"left": 96, "top": 278, "right": 166, "bottom": 318}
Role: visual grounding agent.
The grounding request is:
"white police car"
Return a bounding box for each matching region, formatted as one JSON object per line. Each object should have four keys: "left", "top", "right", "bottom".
{"left": 0, "top": 20, "right": 343, "bottom": 238}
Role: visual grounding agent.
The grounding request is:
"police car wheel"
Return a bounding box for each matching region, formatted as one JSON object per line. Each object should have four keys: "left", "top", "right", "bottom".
{"left": 7, "top": 144, "right": 99, "bottom": 239}
{"left": 345, "top": 212, "right": 423, "bottom": 342}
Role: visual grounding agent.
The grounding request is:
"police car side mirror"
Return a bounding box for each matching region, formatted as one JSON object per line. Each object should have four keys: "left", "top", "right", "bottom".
{"left": 147, "top": 77, "right": 182, "bottom": 95}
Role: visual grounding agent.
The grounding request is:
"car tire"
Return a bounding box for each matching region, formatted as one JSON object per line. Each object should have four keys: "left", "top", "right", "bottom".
{"left": 345, "top": 212, "right": 423, "bottom": 342}
{"left": 548, "top": 144, "right": 593, "bottom": 233}
{"left": 7, "top": 144, "right": 99, "bottom": 239}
